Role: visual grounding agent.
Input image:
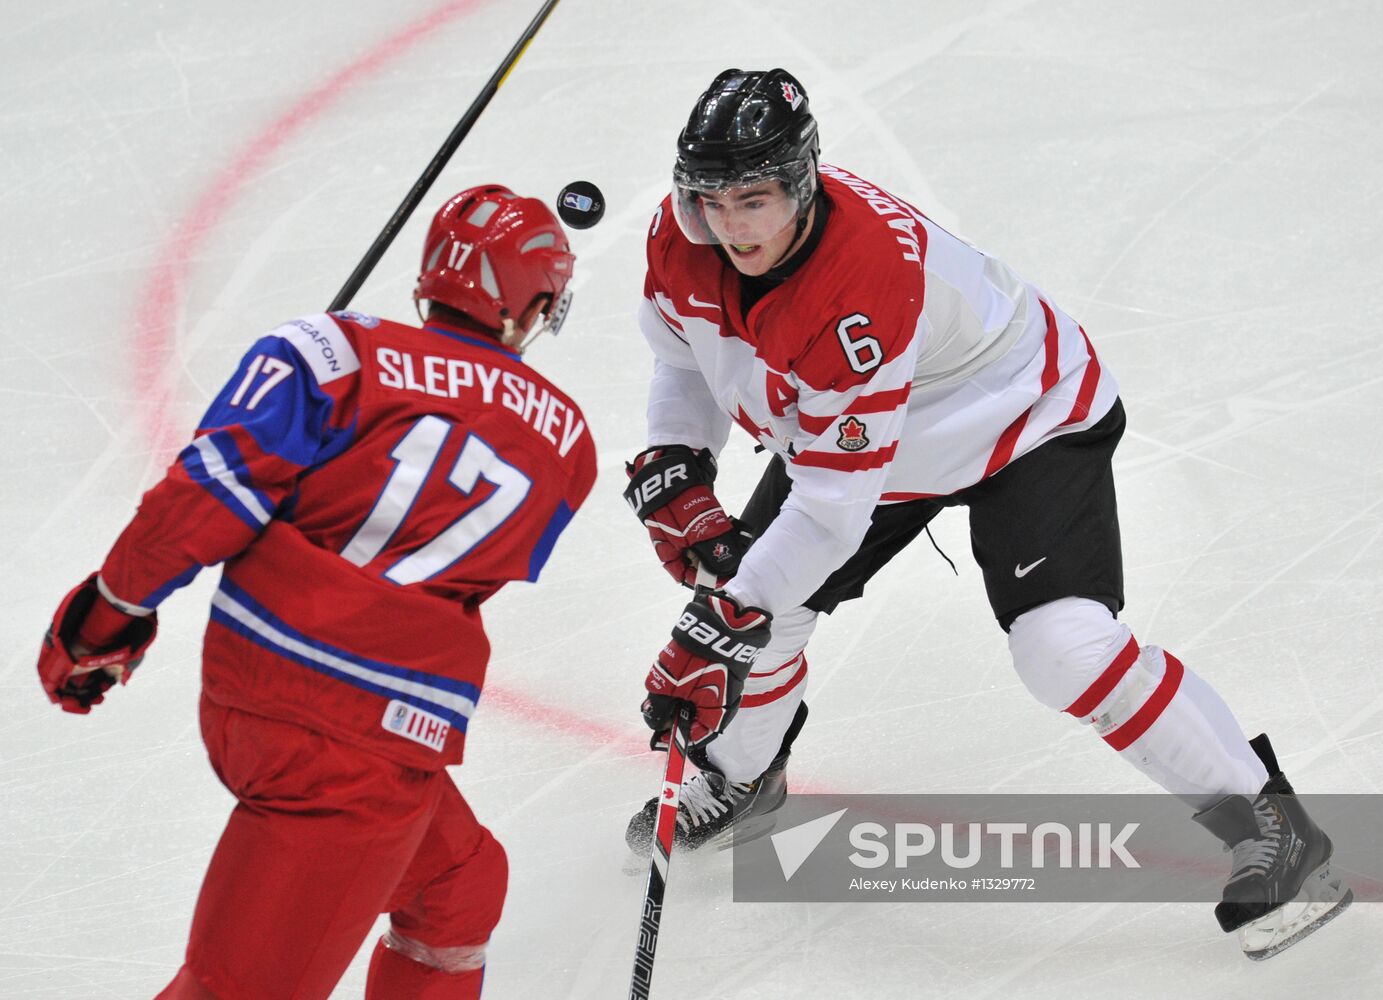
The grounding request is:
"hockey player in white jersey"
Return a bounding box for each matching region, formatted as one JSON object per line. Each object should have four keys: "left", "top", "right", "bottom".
{"left": 621, "top": 68, "right": 1351, "bottom": 959}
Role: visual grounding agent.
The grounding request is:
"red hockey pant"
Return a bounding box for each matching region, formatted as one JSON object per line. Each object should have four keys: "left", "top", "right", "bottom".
{"left": 156, "top": 697, "right": 506, "bottom": 999}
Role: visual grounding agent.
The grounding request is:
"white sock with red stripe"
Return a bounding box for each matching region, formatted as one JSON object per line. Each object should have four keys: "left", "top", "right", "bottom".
{"left": 706, "top": 605, "right": 815, "bottom": 782}
{"left": 1009, "top": 598, "right": 1268, "bottom": 808}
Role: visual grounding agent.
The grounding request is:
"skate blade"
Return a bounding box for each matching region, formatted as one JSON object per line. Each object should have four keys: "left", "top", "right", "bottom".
{"left": 707, "top": 810, "right": 782, "bottom": 852}
{"left": 1240, "top": 858, "right": 1354, "bottom": 961}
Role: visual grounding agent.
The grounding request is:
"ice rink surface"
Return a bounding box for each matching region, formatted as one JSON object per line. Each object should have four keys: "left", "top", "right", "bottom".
{"left": 3, "top": 0, "right": 1382, "bottom": 996}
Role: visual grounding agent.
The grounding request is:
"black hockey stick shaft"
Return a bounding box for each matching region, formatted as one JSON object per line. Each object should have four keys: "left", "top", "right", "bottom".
{"left": 326, "top": 0, "right": 564, "bottom": 312}
{"left": 629, "top": 704, "right": 694, "bottom": 1000}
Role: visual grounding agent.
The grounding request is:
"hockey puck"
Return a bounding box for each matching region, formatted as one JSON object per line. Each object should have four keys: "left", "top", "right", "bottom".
{"left": 557, "top": 180, "right": 605, "bottom": 230}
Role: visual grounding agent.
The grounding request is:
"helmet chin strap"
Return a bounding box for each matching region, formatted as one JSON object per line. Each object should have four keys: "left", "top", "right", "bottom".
{"left": 766, "top": 198, "right": 817, "bottom": 270}
{"left": 499, "top": 317, "right": 528, "bottom": 352}
{"left": 501, "top": 289, "right": 573, "bottom": 354}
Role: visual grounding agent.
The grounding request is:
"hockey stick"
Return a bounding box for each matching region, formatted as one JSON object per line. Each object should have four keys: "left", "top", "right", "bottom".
{"left": 326, "top": 0, "right": 565, "bottom": 312}
{"left": 629, "top": 565, "right": 721, "bottom": 998}
{"left": 628, "top": 702, "right": 694, "bottom": 1000}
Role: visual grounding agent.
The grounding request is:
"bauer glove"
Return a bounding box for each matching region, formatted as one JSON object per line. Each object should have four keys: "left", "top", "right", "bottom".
{"left": 623, "top": 445, "right": 754, "bottom": 589}
{"left": 642, "top": 590, "right": 772, "bottom": 750}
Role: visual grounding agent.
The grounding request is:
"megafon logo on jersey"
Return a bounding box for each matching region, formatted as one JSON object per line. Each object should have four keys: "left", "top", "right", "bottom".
{"left": 836, "top": 417, "right": 869, "bottom": 451}
{"left": 780, "top": 82, "right": 804, "bottom": 110}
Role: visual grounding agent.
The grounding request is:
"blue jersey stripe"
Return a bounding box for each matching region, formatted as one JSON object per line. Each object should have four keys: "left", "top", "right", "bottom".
{"left": 211, "top": 580, "right": 481, "bottom": 728}
{"left": 527, "top": 500, "right": 576, "bottom": 581}
{"left": 181, "top": 443, "right": 272, "bottom": 531}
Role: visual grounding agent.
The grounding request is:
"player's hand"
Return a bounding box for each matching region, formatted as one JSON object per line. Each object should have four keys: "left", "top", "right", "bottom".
{"left": 642, "top": 591, "right": 772, "bottom": 750}
{"left": 623, "top": 445, "right": 754, "bottom": 588}
{"left": 37, "top": 575, "right": 157, "bottom": 714}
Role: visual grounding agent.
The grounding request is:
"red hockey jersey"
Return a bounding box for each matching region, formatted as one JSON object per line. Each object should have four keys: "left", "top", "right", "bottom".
{"left": 98, "top": 312, "right": 596, "bottom": 769}
{"left": 639, "top": 165, "right": 1118, "bottom": 614}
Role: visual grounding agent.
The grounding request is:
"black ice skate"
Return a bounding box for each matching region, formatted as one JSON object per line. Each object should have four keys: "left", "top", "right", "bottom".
{"left": 626, "top": 703, "right": 806, "bottom": 856}
{"left": 1192, "top": 733, "right": 1353, "bottom": 960}
{"left": 625, "top": 750, "right": 789, "bottom": 855}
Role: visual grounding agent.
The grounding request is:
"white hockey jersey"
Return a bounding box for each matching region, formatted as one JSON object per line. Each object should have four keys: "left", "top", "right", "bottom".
{"left": 638, "top": 164, "right": 1118, "bottom": 614}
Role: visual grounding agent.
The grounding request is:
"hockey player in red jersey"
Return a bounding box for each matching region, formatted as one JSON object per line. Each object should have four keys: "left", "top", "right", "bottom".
{"left": 36, "top": 185, "right": 596, "bottom": 999}
{"left": 623, "top": 69, "right": 1351, "bottom": 959}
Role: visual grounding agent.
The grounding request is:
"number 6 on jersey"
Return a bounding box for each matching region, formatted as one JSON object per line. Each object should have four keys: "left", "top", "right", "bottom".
{"left": 836, "top": 313, "right": 881, "bottom": 374}
{"left": 341, "top": 415, "right": 531, "bottom": 585}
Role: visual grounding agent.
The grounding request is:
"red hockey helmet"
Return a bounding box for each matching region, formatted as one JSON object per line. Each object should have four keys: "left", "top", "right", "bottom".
{"left": 415, "top": 185, "right": 575, "bottom": 345}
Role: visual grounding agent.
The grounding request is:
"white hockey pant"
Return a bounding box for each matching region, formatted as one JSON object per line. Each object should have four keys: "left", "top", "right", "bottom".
{"left": 706, "top": 605, "right": 817, "bottom": 782}
{"left": 1008, "top": 597, "right": 1268, "bottom": 809}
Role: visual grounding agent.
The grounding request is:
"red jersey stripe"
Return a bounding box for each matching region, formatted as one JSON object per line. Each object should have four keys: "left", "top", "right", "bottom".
{"left": 1039, "top": 300, "right": 1062, "bottom": 393}
{"left": 654, "top": 297, "right": 686, "bottom": 335}
{"left": 848, "top": 385, "right": 912, "bottom": 413}
{"left": 982, "top": 408, "right": 1032, "bottom": 479}
{"left": 980, "top": 303, "right": 1066, "bottom": 479}
{"left": 799, "top": 386, "right": 912, "bottom": 438}
{"left": 1061, "top": 327, "right": 1101, "bottom": 426}
{"left": 792, "top": 442, "right": 899, "bottom": 472}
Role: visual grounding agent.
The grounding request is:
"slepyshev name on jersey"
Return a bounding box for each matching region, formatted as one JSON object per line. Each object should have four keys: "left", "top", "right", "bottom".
{"left": 375, "top": 347, "right": 585, "bottom": 458}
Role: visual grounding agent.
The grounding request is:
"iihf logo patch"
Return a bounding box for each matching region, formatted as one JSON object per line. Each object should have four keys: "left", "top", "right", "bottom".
{"left": 382, "top": 699, "right": 450, "bottom": 752}
{"left": 781, "top": 82, "right": 804, "bottom": 110}
{"left": 836, "top": 417, "right": 869, "bottom": 451}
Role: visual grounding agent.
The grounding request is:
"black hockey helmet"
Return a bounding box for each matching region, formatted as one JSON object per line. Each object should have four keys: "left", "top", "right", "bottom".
{"left": 672, "top": 68, "right": 821, "bottom": 245}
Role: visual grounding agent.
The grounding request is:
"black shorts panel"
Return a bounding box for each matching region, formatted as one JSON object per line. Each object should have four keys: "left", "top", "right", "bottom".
{"left": 739, "top": 456, "right": 944, "bottom": 615}
{"left": 737, "top": 399, "right": 1128, "bottom": 627}
{"left": 962, "top": 400, "right": 1126, "bottom": 630}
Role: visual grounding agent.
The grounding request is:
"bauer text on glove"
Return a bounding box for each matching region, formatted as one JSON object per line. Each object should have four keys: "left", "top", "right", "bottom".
{"left": 642, "top": 591, "right": 772, "bottom": 749}
{"left": 624, "top": 445, "right": 753, "bottom": 588}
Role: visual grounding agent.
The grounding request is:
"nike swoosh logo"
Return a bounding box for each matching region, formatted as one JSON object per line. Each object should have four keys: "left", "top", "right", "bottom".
{"left": 688, "top": 293, "right": 721, "bottom": 311}
{"left": 1014, "top": 558, "right": 1047, "bottom": 578}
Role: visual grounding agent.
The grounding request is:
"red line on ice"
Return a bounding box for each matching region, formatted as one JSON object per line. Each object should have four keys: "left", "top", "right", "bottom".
{"left": 133, "top": 0, "right": 487, "bottom": 453}
{"left": 478, "top": 685, "right": 646, "bottom": 751}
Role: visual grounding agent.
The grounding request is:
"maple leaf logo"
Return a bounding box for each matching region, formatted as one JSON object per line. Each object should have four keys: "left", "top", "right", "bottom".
{"left": 836, "top": 417, "right": 869, "bottom": 452}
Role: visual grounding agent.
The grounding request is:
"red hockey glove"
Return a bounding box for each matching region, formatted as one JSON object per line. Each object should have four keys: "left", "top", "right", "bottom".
{"left": 37, "top": 575, "right": 157, "bottom": 714}
{"left": 642, "top": 591, "right": 773, "bottom": 750}
{"left": 623, "top": 445, "right": 754, "bottom": 588}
